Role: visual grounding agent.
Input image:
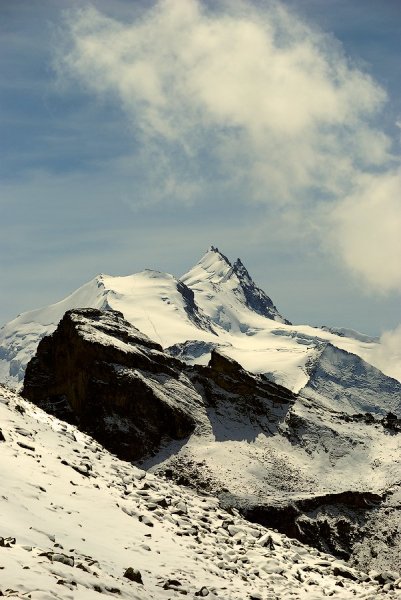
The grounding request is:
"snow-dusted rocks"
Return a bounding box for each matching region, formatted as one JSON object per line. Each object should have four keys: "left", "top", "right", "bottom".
{"left": 20, "top": 307, "right": 401, "bottom": 571}
{"left": 0, "top": 384, "right": 399, "bottom": 599}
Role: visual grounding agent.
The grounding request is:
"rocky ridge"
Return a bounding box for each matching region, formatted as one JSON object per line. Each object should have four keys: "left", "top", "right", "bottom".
{"left": 22, "top": 308, "right": 294, "bottom": 461}
{"left": 21, "top": 308, "right": 401, "bottom": 573}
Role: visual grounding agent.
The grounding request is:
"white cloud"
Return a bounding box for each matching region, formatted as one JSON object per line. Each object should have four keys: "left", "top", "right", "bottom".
{"left": 371, "top": 324, "right": 401, "bottom": 383}
{"left": 55, "top": 0, "right": 401, "bottom": 292}
{"left": 328, "top": 169, "right": 401, "bottom": 292}
{"left": 56, "top": 1, "right": 388, "bottom": 196}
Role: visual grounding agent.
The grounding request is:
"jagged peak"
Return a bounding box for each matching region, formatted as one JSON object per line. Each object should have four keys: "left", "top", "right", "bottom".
{"left": 181, "top": 246, "right": 233, "bottom": 287}
{"left": 181, "top": 247, "right": 290, "bottom": 324}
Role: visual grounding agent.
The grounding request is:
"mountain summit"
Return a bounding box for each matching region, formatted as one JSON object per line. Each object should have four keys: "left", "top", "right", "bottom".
{"left": 181, "top": 246, "right": 291, "bottom": 329}
{"left": 181, "top": 246, "right": 233, "bottom": 287}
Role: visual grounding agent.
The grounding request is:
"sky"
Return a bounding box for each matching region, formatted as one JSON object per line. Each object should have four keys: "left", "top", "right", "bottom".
{"left": 1, "top": 0, "right": 401, "bottom": 339}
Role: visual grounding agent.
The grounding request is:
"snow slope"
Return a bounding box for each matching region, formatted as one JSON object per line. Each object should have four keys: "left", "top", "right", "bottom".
{"left": 2, "top": 384, "right": 397, "bottom": 599}
{"left": 302, "top": 343, "right": 401, "bottom": 415}
{"left": 0, "top": 246, "right": 395, "bottom": 392}
{"left": 141, "top": 355, "right": 401, "bottom": 571}
{"left": 0, "top": 271, "right": 215, "bottom": 387}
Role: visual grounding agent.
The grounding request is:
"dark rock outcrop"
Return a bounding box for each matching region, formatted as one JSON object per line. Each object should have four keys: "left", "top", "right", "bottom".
{"left": 23, "top": 309, "right": 294, "bottom": 463}
{"left": 123, "top": 567, "right": 143, "bottom": 584}
{"left": 206, "top": 349, "right": 294, "bottom": 403}
{"left": 22, "top": 309, "right": 202, "bottom": 460}
{"left": 241, "top": 490, "right": 384, "bottom": 560}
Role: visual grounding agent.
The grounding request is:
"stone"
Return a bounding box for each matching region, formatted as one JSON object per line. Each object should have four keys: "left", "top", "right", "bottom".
{"left": 0, "top": 537, "right": 16, "bottom": 548}
{"left": 374, "top": 570, "right": 400, "bottom": 585}
{"left": 258, "top": 533, "right": 275, "bottom": 550}
{"left": 332, "top": 563, "right": 358, "bottom": 581}
{"left": 163, "top": 580, "right": 188, "bottom": 594}
{"left": 139, "top": 515, "right": 154, "bottom": 527}
{"left": 123, "top": 567, "right": 143, "bottom": 584}
{"left": 17, "top": 440, "right": 35, "bottom": 452}
{"left": 51, "top": 553, "right": 74, "bottom": 567}
{"left": 172, "top": 501, "right": 188, "bottom": 515}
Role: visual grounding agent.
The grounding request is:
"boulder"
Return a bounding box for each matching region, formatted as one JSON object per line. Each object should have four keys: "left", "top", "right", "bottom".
{"left": 123, "top": 567, "right": 143, "bottom": 584}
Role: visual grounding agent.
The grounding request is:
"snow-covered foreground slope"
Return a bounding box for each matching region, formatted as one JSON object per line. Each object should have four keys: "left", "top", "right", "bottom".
{"left": 0, "top": 246, "right": 396, "bottom": 391}
{"left": 2, "top": 384, "right": 398, "bottom": 600}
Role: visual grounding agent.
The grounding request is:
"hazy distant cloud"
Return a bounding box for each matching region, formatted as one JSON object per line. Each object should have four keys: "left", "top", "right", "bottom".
{"left": 55, "top": 0, "right": 400, "bottom": 291}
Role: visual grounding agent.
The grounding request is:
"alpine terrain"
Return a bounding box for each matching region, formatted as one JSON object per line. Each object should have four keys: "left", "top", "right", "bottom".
{"left": 1, "top": 247, "right": 401, "bottom": 598}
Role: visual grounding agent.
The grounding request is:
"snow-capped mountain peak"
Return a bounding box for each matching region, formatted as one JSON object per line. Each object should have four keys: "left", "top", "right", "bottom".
{"left": 181, "top": 247, "right": 290, "bottom": 329}
{"left": 181, "top": 246, "right": 234, "bottom": 287}
{"left": 0, "top": 245, "right": 396, "bottom": 393}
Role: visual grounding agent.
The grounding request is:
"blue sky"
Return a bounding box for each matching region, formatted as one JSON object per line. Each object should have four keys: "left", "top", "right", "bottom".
{"left": 1, "top": 0, "right": 401, "bottom": 335}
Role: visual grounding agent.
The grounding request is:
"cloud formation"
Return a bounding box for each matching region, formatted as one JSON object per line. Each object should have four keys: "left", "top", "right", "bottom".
{"left": 56, "top": 0, "right": 400, "bottom": 292}
{"left": 328, "top": 168, "right": 401, "bottom": 292}
{"left": 372, "top": 324, "right": 401, "bottom": 382}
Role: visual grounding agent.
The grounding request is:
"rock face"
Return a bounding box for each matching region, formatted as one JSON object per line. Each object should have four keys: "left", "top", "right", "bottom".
{"left": 206, "top": 350, "right": 294, "bottom": 402}
{"left": 241, "top": 490, "right": 384, "bottom": 560}
{"left": 22, "top": 309, "right": 203, "bottom": 460}
{"left": 231, "top": 257, "right": 291, "bottom": 325}
{"left": 23, "top": 308, "right": 293, "bottom": 463}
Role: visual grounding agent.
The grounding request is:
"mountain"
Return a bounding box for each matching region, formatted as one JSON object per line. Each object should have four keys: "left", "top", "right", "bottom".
{"left": 2, "top": 384, "right": 397, "bottom": 599}
{"left": 3, "top": 248, "right": 401, "bottom": 590}
{"left": 0, "top": 246, "right": 391, "bottom": 394}
{"left": 181, "top": 246, "right": 291, "bottom": 329}
{"left": 302, "top": 343, "right": 401, "bottom": 415}
{"left": 21, "top": 308, "right": 401, "bottom": 574}
{"left": 22, "top": 306, "right": 295, "bottom": 462}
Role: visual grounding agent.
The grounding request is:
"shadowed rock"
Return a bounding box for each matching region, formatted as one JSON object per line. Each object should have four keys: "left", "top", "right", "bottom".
{"left": 22, "top": 309, "right": 201, "bottom": 460}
